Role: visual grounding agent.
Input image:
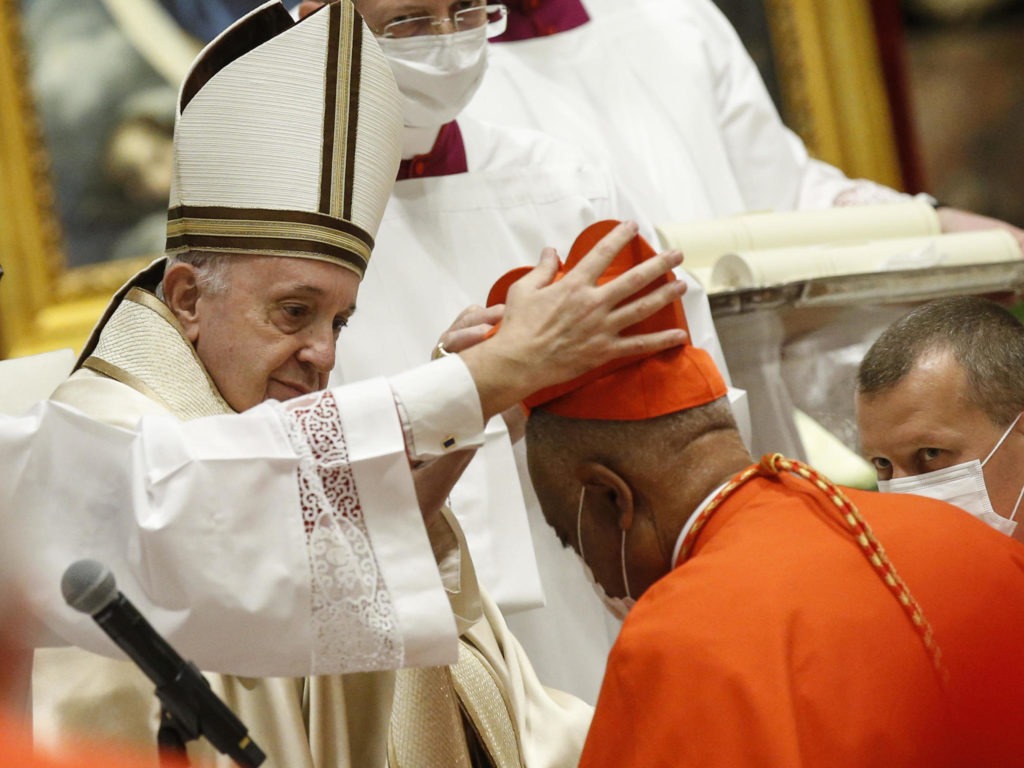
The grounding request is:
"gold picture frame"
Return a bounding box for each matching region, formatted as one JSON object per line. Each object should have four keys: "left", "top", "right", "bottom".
{"left": 0, "top": 0, "right": 904, "bottom": 359}
{"left": 0, "top": 0, "right": 145, "bottom": 358}
{"left": 0, "top": 0, "right": 202, "bottom": 359}
{"left": 764, "top": 0, "right": 903, "bottom": 189}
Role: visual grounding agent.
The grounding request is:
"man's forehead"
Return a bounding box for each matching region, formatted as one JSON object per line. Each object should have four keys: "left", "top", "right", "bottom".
{"left": 913, "top": 346, "right": 965, "bottom": 379}
{"left": 356, "top": 0, "right": 416, "bottom": 16}
{"left": 874, "top": 348, "right": 971, "bottom": 407}
{"left": 862, "top": 416, "right": 968, "bottom": 453}
{"left": 857, "top": 364, "right": 991, "bottom": 453}
{"left": 242, "top": 253, "right": 359, "bottom": 275}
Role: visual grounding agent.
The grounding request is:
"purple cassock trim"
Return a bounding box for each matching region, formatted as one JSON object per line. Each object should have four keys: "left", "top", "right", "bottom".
{"left": 396, "top": 122, "right": 469, "bottom": 180}
{"left": 491, "top": 0, "right": 589, "bottom": 42}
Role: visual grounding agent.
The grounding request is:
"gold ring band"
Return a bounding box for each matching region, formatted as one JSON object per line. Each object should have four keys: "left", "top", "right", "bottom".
{"left": 431, "top": 341, "right": 452, "bottom": 360}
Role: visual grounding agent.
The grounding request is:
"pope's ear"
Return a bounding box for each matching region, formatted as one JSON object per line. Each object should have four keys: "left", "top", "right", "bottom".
{"left": 162, "top": 262, "right": 201, "bottom": 342}
{"left": 576, "top": 461, "right": 635, "bottom": 532}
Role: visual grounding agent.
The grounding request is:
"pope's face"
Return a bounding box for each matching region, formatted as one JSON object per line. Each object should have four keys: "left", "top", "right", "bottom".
{"left": 182, "top": 256, "right": 359, "bottom": 412}
{"left": 856, "top": 348, "right": 1024, "bottom": 519}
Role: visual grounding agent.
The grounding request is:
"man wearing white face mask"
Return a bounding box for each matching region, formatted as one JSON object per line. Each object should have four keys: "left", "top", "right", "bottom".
{"left": 372, "top": 1, "right": 501, "bottom": 158}
{"left": 300, "top": 0, "right": 742, "bottom": 706}
{"left": 856, "top": 295, "right": 1024, "bottom": 543}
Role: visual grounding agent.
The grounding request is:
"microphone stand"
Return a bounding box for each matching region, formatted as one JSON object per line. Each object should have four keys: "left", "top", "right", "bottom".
{"left": 158, "top": 706, "right": 191, "bottom": 767}
{"left": 150, "top": 660, "right": 264, "bottom": 767}
{"left": 60, "top": 561, "right": 264, "bottom": 767}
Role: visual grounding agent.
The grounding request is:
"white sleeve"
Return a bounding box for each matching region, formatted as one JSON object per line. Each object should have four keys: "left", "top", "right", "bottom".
{"left": 389, "top": 354, "right": 486, "bottom": 460}
{"left": 4, "top": 371, "right": 481, "bottom": 677}
{"left": 692, "top": 0, "right": 805, "bottom": 213}
{"left": 693, "top": 0, "right": 911, "bottom": 212}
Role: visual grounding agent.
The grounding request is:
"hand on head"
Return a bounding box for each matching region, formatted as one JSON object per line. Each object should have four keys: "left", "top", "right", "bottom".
{"left": 460, "top": 221, "right": 688, "bottom": 419}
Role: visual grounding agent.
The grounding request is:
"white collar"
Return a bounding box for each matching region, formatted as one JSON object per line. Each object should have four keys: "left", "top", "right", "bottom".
{"left": 670, "top": 481, "right": 728, "bottom": 568}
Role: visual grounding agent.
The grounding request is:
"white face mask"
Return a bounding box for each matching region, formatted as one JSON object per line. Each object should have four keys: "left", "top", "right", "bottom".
{"left": 877, "top": 413, "right": 1024, "bottom": 537}
{"left": 577, "top": 486, "right": 636, "bottom": 621}
{"left": 376, "top": 26, "right": 489, "bottom": 133}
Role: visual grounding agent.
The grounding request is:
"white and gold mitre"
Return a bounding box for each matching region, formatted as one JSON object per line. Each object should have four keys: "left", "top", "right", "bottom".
{"left": 165, "top": 0, "right": 401, "bottom": 277}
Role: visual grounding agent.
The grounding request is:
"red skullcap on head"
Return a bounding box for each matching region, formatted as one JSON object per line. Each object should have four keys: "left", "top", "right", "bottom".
{"left": 486, "top": 220, "right": 727, "bottom": 420}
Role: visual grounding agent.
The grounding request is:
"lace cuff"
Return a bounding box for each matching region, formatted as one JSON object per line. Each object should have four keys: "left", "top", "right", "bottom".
{"left": 279, "top": 390, "right": 403, "bottom": 673}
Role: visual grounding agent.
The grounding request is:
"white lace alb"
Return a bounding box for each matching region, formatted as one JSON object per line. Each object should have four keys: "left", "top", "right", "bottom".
{"left": 279, "top": 390, "right": 403, "bottom": 673}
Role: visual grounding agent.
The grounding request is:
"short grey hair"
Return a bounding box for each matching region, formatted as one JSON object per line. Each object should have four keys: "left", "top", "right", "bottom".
{"left": 857, "top": 296, "right": 1024, "bottom": 426}
{"left": 525, "top": 397, "right": 738, "bottom": 546}
{"left": 164, "top": 250, "right": 232, "bottom": 295}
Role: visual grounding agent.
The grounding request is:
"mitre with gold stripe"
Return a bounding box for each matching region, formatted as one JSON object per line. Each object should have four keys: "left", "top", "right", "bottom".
{"left": 166, "top": 0, "right": 400, "bottom": 278}
{"left": 75, "top": 0, "right": 401, "bottom": 371}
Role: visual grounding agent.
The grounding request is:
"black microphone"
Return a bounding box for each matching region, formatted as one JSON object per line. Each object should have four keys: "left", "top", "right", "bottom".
{"left": 62, "top": 559, "right": 266, "bottom": 767}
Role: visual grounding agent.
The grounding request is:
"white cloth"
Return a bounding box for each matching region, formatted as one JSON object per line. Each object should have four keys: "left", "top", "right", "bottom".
{"left": 4, "top": 354, "right": 485, "bottom": 676}
{"left": 466, "top": 0, "right": 907, "bottom": 227}
{"left": 331, "top": 115, "right": 732, "bottom": 703}
{"left": 0, "top": 349, "right": 75, "bottom": 416}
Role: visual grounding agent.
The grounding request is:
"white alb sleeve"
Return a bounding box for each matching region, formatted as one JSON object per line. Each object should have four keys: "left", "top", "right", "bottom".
{"left": 388, "top": 354, "right": 486, "bottom": 461}
{"left": 6, "top": 379, "right": 460, "bottom": 677}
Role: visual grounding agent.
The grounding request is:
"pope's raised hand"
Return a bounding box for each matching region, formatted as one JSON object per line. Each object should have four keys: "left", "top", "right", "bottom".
{"left": 461, "top": 221, "right": 688, "bottom": 420}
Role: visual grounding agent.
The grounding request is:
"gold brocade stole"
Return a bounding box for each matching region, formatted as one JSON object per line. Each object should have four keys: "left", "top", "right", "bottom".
{"left": 81, "top": 286, "right": 234, "bottom": 420}
{"left": 451, "top": 640, "right": 524, "bottom": 768}
{"left": 389, "top": 640, "right": 524, "bottom": 768}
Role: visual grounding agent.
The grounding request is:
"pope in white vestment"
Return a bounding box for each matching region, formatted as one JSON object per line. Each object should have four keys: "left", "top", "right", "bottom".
{"left": 16, "top": 3, "right": 451, "bottom": 763}
{"left": 12, "top": 3, "right": 599, "bottom": 765}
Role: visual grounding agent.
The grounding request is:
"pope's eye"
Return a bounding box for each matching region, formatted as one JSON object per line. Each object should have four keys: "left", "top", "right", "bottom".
{"left": 277, "top": 304, "right": 312, "bottom": 328}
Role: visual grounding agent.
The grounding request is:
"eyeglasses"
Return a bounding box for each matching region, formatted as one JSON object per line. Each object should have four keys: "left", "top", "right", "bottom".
{"left": 378, "top": 2, "right": 508, "bottom": 39}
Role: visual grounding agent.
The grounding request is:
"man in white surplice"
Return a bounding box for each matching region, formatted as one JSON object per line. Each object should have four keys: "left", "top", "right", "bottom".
{"left": 7, "top": 3, "right": 686, "bottom": 765}
{"left": 468, "top": 0, "right": 1024, "bottom": 239}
